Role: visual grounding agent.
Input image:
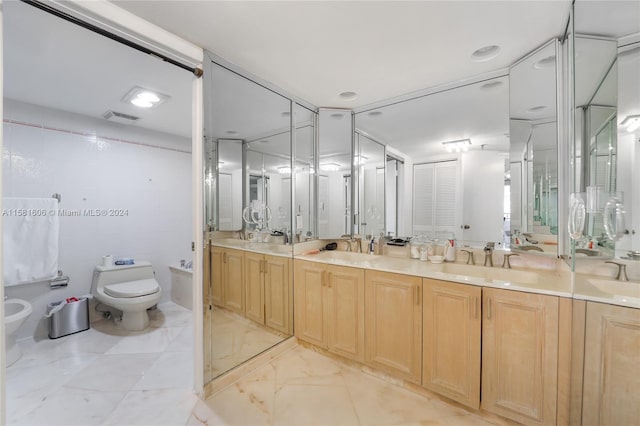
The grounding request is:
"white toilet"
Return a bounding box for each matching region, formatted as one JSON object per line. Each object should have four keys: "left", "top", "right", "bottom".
{"left": 4, "top": 298, "right": 32, "bottom": 366}
{"left": 91, "top": 261, "right": 162, "bottom": 331}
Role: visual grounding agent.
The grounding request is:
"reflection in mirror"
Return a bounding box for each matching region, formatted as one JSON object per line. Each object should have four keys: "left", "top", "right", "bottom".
{"left": 204, "top": 59, "right": 293, "bottom": 384}
{"left": 355, "top": 76, "right": 509, "bottom": 247}
{"left": 509, "top": 40, "right": 559, "bottom": 255}
{"left": 573, "top": 35, "right": 619, "bottom": 258}
{"left": 355, "top": 133, "right": 385, "bottom": 238}
{"left": 317, "top": 109, "right": 353, "bottom": 239}
{"left": 294, "top": 104, "right": 317, "bottom": 242}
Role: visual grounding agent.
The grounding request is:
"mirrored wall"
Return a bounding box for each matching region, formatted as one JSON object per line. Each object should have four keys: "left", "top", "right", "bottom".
{"left": 203, "top": 59, "right": 317, "bottom": 384}
{"left": 354, "top": 76, "right": 510, "bottom": 248}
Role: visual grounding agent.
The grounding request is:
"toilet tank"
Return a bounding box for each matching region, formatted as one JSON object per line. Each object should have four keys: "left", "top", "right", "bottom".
{"left": 92, "top": 261, "right": 155, "bottom": 291}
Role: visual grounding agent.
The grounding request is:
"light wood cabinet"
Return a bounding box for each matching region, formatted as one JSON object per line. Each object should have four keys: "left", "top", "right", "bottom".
{"left": 582, "top": 302, "right": 640, "bottom": 425}
{"left": 222, "top": 248, "right": 245, "bottom": 314}
{"left": 244, "top": 252, "right": 292, "bottom": 334}
{"left": 294, "top": 260, "right": 365, "bottom": 362}
{"left": 365, "top": 270, "right": 422, "bottom": 383}
{"left": 422, "top": 279, "right": 481, "bottom": 409}
{"left": 481, "top": 288, "right": 558, "bottom": 425}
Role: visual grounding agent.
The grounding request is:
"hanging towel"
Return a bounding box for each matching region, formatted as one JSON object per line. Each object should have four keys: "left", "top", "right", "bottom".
{"left": 2, "top": 197, "right": 59, "bottom": 286}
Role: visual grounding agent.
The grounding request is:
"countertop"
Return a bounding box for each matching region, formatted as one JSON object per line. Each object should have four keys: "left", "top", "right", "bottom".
{"left": 211, "top": 238, "right": 292, "bottom": 258}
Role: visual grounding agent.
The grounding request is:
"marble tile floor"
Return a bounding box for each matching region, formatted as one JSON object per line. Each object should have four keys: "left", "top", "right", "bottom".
{"left": 5, "top": 301, "right": 197, "bottom": 426}
{"left": 191, "top": 345, "right": 501, "bottom": 426}
{"left": 209, "top": 308, "right": 286, "bottom": 378}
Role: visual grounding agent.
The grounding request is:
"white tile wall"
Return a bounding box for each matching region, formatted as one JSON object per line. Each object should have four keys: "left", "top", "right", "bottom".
{"left": 3, "top": 100, "right": 192, "bottom": 339}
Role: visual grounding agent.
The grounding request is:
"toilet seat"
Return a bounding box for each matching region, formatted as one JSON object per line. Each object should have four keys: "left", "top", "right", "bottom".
{"left": 103, "top": 279, "right": 160, "bottom": 298}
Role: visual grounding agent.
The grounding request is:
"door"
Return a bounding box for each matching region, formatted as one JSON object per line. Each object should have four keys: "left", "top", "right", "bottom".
{"left": 482, "top": 288, "right": 558, "bottom": 425}
{"left": 582, "top": 302, "right": 640, "bottom": 425}
{"left": 365, "top": 270, "right": 422, "bottom": 383}
{"left": 264, "top": 255, "right": 291, "bottom": 334}
{"left": 244, "top": 252, "right": 264, "bottom": 324}
{"left": 223, "top": 248, "right": 245, "bottom": 314}
{"left": 293, "top": 260, "right": 326, "bottom": 347}
{"left": 326, "top": 264, "right": 365, "bottom": 362}
{"left": 423, "top": 279, "right": 481, "bottom": 409}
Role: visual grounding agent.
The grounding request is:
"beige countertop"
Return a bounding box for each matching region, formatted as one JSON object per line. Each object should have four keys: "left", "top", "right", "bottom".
{"left": 573, "top": 273, "right": 640, "bottom": 309}
{"left": 211, "top": 238, "right": 292, "bottom": 258}
{"left": 296, "top": 250, "right": 573, "bottom": 299}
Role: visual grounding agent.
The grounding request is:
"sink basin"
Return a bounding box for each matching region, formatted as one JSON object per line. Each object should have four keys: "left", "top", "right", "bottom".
{"left": 486, "top": 269, "right": 540, "bottom": 285}
{"left": 587, "top": 279, "right": 640, "bottom": 300}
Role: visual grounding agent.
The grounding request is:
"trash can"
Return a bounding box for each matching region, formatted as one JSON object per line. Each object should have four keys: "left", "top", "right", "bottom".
{"left": 47, "top": 297, "right": 90, "bottom": 339}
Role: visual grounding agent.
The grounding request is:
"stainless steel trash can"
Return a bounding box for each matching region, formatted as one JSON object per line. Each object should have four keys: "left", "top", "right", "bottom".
{"left": 47, "top": 298, "right": 90, "bottom": 339}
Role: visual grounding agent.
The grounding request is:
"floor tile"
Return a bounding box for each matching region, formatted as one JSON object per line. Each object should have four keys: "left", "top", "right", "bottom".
{"left": 105, "top": 326, "right": 183, "bottom": 355}
{"left": 132, "top": 351, "right": 194, "bottom": 391}
{"left": 102, "top": 389, "right": 198, "bottom": 426}
{"left": 64, "top": 353, "right": 160, "bottom": 392}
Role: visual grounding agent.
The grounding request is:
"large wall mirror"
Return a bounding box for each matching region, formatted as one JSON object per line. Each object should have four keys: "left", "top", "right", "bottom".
{"left": 203, "top": 59, "right": 295, "bottom": 384}
{"left": 509, "top": 39, "right": 560, "bottom": 256}
{"left": 354, "top": 76, "right": 509, "bottom": 247}
{"left": 572, "top": 0, "right": 640, "bottom": 260}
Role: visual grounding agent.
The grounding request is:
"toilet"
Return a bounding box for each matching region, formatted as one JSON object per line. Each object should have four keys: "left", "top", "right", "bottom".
{"left": 4, "top": 298, "right": 32, "bottom": 366}
{"left": 91, "top": 261, "right": 162, "bottom": 331}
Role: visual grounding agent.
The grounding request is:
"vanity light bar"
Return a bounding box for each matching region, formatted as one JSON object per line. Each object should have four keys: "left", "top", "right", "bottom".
{"left": 442, "top": 139, "right": 471, "bottom": 153}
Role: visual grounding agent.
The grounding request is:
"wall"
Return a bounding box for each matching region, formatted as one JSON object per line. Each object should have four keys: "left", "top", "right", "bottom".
{"left": 3, "top": 99, "right": 192, "bottom": 339}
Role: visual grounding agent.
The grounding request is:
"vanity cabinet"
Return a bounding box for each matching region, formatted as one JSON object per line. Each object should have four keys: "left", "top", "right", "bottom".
{"left": 365, "top": 270, "right": 422, "bottom": 383}
{"left": 245, "top": 252, "right": 292, "bottom": 334}
{"left": 422, "top": 279, "right": 481, "bottom": 409}
{"left": 294, "top": 260, "right": 365, "bottom": 362}
{"left": 481, "top": 288, "right": 559, "bottom": 425}
{"left": 215, "top": 247, "right": 244, "bottom": 314}
{"left": 582, "top": 302, "right": 640, "bottom": 425}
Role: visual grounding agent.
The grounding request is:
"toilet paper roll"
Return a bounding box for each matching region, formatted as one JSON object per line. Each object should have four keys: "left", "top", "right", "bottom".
{"left": 102, "top": 255, "right": 113, "bottom": 267}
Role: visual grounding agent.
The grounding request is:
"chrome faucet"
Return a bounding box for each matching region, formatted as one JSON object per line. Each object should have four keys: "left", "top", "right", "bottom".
{"left": 502, "top": 253, "right": 519, "bottom": 269}
{"left": 483, "top": 242, "right": 495, "bottom": 267}
{"left": 461, "top": 249, "right": 475, "bottom": 265}
{"left": 605, "top": 261, "right": 629, "bottom": 282}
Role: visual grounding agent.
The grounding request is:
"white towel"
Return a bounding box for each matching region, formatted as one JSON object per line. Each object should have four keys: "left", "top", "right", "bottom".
{"left": 2, "top": 197, "right": 59, "bottom": 286}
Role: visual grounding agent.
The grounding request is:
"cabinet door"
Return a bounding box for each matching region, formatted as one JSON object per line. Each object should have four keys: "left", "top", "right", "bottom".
{"left": 204, "top": 244, "right": 213, "bottom": 383}
{"left": 244, "top": 252, "right": 264, "bottom": 324}
{"left": 294, "top": 260, "right": 326, "bottom": 347}
{"left": 481, "top": 288, "right": 558, "bottom": 425}
{"left": 264, "top": 255, "right": 292, "bottom": 334}
{"left": 211, "top": 247, "right": 224, "bottom": 307}
{"left": 326, "top": 264, "right": 365, "bottom": 363}
{"left": 365, "top": 270, "right": 422, "bottom": 383}
{"left": 582, "top": 302, "right": 640, "bottom": 425}
{"left": 423, "top": 279, "right": 480, "bottom": 409}
{"left": 223, "top": 248, "right": 245, "bottom": 314}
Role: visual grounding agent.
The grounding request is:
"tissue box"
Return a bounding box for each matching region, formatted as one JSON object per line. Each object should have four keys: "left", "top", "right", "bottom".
{"left": 47, "top": 298, "right": 90, "bottom": 339}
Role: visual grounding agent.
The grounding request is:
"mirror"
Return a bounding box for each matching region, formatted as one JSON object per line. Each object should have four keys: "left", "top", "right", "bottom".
{"left": 204, "top": 60, "right": 293, "bottom": 383}
{"left": 317, "top": 109, "right": 353, "bottom": 239}
{"left": 354, "top": 77, "right": 509, "bottom": 247}
{"left": 509, "top": 39, "right": 560, "bottom": 255}
{"left": 294, "top": 104, "right": 317, "bottom": 242}
{"left": 572, "top": 31, "right": 630, "bottom": 258}
{"left": 354, "top": 133, "right": 386, "bottom": 238}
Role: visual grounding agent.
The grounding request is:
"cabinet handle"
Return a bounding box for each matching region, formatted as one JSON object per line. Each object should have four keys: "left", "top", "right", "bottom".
{"left": 327, "top": 272, "right": 332, "bottom": 288}
{"left": 259, "top": 259, "right": 263, "bottom": 273}
{"left": 415, "top": 285, "right": 420, "bottom": 305}
{"left": 474, "top": 297, "right": 479, "bottom": 319}
{"left": 263, "top": 260, "right": 267, "bottom": 274}
{"left": 223, "top": 252, "right": 227, "bottom": 263}
{"left": 321, "top": 270, "right": 326, "bottom": 287}
{"left": 486, "top": 298, "right": 492, "bottom": 320}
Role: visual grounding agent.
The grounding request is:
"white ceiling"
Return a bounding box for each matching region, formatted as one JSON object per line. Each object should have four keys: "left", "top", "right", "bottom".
{"left": 3, "top": 0, "right": 193, "bottom": 138}
{"left": 113, "top": 0, "right": 573, "bottom": 108}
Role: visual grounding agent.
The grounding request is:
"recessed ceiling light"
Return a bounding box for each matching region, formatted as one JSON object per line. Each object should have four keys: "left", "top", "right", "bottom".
{"left": 277, "top": 166, "right": 292, "bottom": 174}
{"left": 533, "top": 55, "right": 556, "bottom": 69}
{"left": 330, "top": 113, "right": 344, "bottom": 119}
{"left": 122, "top": 86, "right": 169, "bottom": 109}
{"left": 480, "top": 81, "right": 504, "bottom": 91}
{"left": 527, "top": 105, "right": 548, "bottom": 113}
{"left": 367, "top": 111, "right": 383, "bottom": 117}
{"left": 621, "top": 115, "right": 640, "bottom": 132}
{"left": 339, "top": 91, "right": 358, "bottom": 100}
{"left": 442, "top": 139, "right": 472, "bottom": 153}
{"left": 320, "top": 163, "right": 341, "bottom": 172}
{"left": 226, "top": 130, "right": 239, "bottom": 135}
{"left": 471, "top": 45, "right": 501, "bottom": 62}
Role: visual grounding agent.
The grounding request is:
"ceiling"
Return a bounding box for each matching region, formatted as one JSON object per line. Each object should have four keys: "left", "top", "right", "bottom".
{"left": 3, "top": 0, "right": 193, "bottom": 139}
{"left": 113, "top": 0, "right": 574, "bottom": 108}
